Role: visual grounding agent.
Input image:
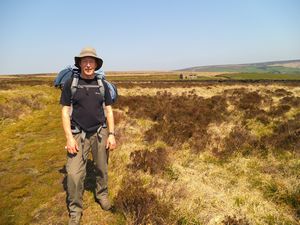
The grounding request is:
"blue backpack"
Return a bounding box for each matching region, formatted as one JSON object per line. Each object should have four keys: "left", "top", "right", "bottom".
{"left": 54, "top": 66, "right": 118, "bottom": 104}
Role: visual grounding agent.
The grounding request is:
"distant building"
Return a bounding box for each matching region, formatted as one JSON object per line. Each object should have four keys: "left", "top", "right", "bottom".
{"left": 179, "top": 73, "right": 198, "bottom": 79}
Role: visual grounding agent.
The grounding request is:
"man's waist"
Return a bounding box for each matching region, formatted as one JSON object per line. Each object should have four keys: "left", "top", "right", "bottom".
{"left": 71, "top": 122, "right": 107, "bottom": 134}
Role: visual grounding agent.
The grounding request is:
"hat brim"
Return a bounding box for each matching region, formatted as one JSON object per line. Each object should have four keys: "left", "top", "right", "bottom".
{"left": 74, "top": 56, "right": 103, "bottom": 71}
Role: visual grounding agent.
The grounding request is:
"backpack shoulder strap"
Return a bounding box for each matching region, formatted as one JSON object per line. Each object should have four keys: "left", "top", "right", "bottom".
{"left": 71, "top": 71, "right": 80, "bottom": 98}
{"left": 69, "top": 71, "right": 80, "bottom": 117}
{"left": 96, "top": 77, "right": 105, "bottom": 100}
{"left": 96, "top": 77, "right": 107, "bottom": 120}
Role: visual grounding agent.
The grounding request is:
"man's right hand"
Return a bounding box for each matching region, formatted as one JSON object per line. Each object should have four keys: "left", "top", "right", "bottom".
{"left": 66, "top": 137, "right": 79, "bottom": 154}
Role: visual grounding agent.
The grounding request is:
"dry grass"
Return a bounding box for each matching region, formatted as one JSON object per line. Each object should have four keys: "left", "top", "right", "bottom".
{"left": 118, "top": 84, "right": 300, "bottom": 99}
{"left": 106, "top": 71, "right": 235, "bottom": 77}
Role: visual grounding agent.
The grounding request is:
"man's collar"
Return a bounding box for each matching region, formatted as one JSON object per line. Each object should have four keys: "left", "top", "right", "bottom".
{"left": 80, "top": 73, "right": 96, "bottom": 80}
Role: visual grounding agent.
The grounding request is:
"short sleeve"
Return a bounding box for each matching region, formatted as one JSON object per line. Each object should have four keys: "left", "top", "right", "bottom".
{"left": 60, "top": 78, "right": 72, "bottom": 106}
{"left": 103, "top": 80, "right": 113, "bottom": 106}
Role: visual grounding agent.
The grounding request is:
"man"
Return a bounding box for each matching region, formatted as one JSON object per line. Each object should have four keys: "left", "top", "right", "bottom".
{"left": 60, "top": 47, "right": 116, "bottom": 225}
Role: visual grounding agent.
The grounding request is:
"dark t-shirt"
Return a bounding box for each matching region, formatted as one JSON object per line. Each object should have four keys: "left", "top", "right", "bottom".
{"left": 60, "top": 76, "right": 113, "bottom": 132}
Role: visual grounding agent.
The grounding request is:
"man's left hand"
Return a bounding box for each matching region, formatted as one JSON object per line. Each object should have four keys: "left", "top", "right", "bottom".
{"left": 106, "top": 135, "right": 116, "bottom": 150}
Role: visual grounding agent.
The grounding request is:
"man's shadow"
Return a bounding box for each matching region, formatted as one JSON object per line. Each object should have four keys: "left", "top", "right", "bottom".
{"left": 59, "top": 159, "right": 117, "bottom": 213}
{"left": 59, "top": 159, "right": 97, "bottom": 214}
{"left": 59, "top": 159, "right": 96, "bottom": 193}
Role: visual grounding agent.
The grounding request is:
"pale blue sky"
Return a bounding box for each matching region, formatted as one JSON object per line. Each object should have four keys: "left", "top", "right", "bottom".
{"left": 0, "top": 0, "right": 299, "bottom": 74}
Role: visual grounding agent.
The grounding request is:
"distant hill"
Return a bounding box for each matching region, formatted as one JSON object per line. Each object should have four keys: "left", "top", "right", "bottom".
{"left": 178, "top": 59, "right": 300, "bottom": 74}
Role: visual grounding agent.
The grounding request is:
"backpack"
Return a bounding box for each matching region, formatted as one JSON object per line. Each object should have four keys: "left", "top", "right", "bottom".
{"left": 54, "top": 66, "right": 118, "bottom": 104}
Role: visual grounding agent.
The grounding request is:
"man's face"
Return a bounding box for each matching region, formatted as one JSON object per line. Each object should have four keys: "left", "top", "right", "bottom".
{"left": 80, "top": 57, "right": 97, "bottom": 77}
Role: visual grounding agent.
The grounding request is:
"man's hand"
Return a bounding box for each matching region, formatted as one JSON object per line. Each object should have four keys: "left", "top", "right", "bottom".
{"left": 106, "top": 135, "right": 116, "bottom": 151}
{"left": 62, "top": 106, "right": 78, "bottom": 154}
{"left": 66, "top": 137, "right": 79, "bottom": 154}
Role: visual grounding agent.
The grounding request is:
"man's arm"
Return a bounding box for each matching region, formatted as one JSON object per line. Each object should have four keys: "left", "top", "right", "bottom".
{"left": 105, "top": 105, "right": 116, "bottom": 150}
{"left": 62, "top": 106, "right": 78, "bottom": 154}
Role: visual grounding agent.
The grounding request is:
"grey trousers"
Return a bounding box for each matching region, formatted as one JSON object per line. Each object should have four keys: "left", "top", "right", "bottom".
{"left": 66, "top": 128, "right": 109, "bottom": 215}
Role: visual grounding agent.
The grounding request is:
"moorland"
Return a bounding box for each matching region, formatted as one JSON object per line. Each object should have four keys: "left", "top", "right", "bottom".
{"left": 0, "top": 73, "right": 299, "bottom": 225}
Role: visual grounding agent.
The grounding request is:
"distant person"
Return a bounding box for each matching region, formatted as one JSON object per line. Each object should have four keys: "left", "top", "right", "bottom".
{"left": 60, "top": 47, "right": 116, "bottom": 225}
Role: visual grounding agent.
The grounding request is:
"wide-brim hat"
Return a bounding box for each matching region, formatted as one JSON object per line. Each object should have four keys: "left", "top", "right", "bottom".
{"left": 74, "top": 47, "right": 103, "bottom": 70}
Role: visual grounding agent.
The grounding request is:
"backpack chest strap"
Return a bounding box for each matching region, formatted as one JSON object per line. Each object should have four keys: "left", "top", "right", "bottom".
{"left": 70, "top": 75, "right": 106, "bottom": 118}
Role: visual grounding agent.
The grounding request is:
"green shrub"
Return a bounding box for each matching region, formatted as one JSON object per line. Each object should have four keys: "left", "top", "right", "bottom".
{"left": 128, "top": 147, "right": 169, "bottom": 174}
{"left": 114, "top": 176, "right": 172, "bottom": 225}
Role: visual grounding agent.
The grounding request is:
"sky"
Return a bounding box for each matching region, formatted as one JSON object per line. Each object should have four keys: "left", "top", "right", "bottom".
{"left": 0, "top": 0, "right": 300, "bottom": 74}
